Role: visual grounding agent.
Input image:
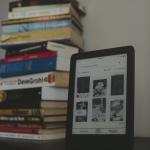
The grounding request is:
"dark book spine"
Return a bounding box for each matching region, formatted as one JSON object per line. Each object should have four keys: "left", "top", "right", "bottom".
{"left": 0, "top": 88, "right": 41, "bottom": 109}
{"left": 0, "top": 116, "right": 43, "bottom": 123}
{"left": 4, "top": 88, "right": 41, "bottom": 101}
{"left": 5, "top": 42, "right": 47, "bottom": 57}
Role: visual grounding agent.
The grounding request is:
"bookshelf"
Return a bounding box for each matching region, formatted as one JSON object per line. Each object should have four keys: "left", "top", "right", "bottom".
{"left": 0, "top": 0, "right": 85, "bottom": 145}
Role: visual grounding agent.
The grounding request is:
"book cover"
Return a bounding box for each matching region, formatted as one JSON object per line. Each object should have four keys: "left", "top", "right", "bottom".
{"left": 0, "top": 71, "right": 69, "bottom": 90}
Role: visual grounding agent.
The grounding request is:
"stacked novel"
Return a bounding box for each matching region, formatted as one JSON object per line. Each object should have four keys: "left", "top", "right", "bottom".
{"left": 0, "top": 0, "right": 85, "bottom": 140}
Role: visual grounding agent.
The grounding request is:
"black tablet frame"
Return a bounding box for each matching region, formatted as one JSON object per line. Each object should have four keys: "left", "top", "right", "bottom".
{"left": 66, "top": 46, "right": 135, "bottom": 150}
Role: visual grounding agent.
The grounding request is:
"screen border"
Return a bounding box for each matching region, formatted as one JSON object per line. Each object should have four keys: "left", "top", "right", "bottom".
{"left": 66, "top": 46, "right": 135, "bottom": 150}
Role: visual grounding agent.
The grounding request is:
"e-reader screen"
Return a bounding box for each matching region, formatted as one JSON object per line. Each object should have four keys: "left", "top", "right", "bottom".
{"left": 73, "top": 54, "right": 127, "bottom": 135}
{"left": 66, "top": 46, "right": 134, "bottom": 150}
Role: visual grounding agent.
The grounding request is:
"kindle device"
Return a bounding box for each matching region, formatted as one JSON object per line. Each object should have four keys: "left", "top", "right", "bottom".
{"left": 66, "top": 46, "right": 135, "bottom": 150}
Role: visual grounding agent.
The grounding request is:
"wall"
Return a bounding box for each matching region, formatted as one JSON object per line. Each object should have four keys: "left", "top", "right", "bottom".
{"left": 0, "top": 0, "right": 150, "bottom": 137}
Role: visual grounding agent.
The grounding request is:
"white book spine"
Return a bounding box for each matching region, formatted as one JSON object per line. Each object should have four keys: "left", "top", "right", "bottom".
{"left": 0, "top": 132, "right": 65, "bottom": 140}
{"left": 8, "top": 7, "right": 70, "bottom": 19}
{"left": 47, "top": 41, "right": 79, "bottom": 56}
{"left": 0, "top": 72, "right": 56, "bottom": 90}
{"left": 47, "top": 42, "right": 79, "bottom": 71}
{"left": 42, "top": 87, "right": 68, "bottom": 100}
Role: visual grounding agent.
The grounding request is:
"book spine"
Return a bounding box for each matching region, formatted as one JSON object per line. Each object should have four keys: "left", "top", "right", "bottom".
{"left": 1, "top": 87, "right": 41, "bottom": 101}
{"left": 1, "top": 14, "right": 71, "bottom": 25}
{"left": 0, "top": 109, "right": 42, "bottom": 116}
{"left": 0, "top": 27, "right": 84, "bottom": 49}
{"left": 0, "top": 109, "right": 67, "bottom": 116}
{"left": 0, "top": 57, "right": 57, "bottom": 77}
{"left": 5, "top": 44, "right": 47, "bottom": 57}
{"left": 0, "top": 71, "right": 68, "bottom": 90}
{"left": 0, "top": 116, "right": 43, "bottom": 123}
{"left": 8, "top": 7, "right": 70, "bottom": 19}
{"left": 0, "top": 126, "right": 40, "bottom": 134}
{"left": 0, "top": 131, "right": 65, "bottom": 140}
{"left": 1, "top": 51, "right": 57, "bottom": 63}
{"left": 2, "top": 20, "right": 72, "bottom": 34}
{"left": 9, "top": 0, "right": 72, "bottom": 11}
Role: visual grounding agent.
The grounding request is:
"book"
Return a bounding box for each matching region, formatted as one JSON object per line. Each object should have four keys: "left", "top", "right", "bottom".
{"left": 1, "top": 14, "right": 72, "bottom": 25}
{"left": 0, "top": 56, "right": 57, "bottom": 77}
{"left": 1, "top": 42, "right": 79, "bottom": 71}
{"left": 0, "top": 88, "right": 68, "bottom": 109}
{"left": 0, "top": 87, "right": 68, "bottom": 102}
{"left": 8, "top": 3, "right": 80, "bottom": 22}
{"left": 0, "top": 71, "right": 69, "bottom": 90}
{"left": 9, "top": 0, "right": 79, "bottom": 12}
{"left": 0, "top": 51, "right": 57, "bottom": 63}
{"left": 2, "top": 19, "right": 82, "bottom": 34}
{"left": 0, "top": 130, "right": 65, "bottom": 140}
{"left": 0, "top": 115, "right": 67, "bottom": 122}
{"left": 0, "top": 107, "right": 67, "bottom": 116}
{"left": 0, "top": 27, "right": 83, "bottom": 49}
{"left": 16, "top": 122, "right": 66, "bottom": 129}
{"left": 0, "top": 126, "right": 65, "bottom": 134}
{"left": 0, "top": 87, "right": 68, "bottom": 101}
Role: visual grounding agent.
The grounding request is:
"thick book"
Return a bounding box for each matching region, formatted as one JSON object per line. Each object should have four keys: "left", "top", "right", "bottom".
{"left": 0, "top": 87, "right": 68, "bottom": 101}
{"left": 0, "top": 115, "right": 67, "bottom": 123}
{"left": 0, "top": 130, "right": 65, "bottom": 140}
{"left": 0, "top": 88, "right": 68, "bottom": 109}
{"left": 0, "top": 127, "right": 65, "bottom": 135}
{"left": 0, "top": 26, "right": 83, "bottom": 49}
{"left": 0, "top": 108, "right": 67, "bottom": 116}
{"left": 0, "top": 51, "right": 57, "bottom": 63}
{"left": 0, "top": 86, "right": 68, "bottom": 101}
{"left": 8, "top": 3, "right": 80, "bottom": 22}
{"left": 9, "top": 0, "right": 78, "bottom": 11}
{"left": 2, "top": 19, "right": 82, "bottom": 35}
{"left": 0, "top": 56, "right": 57, "bottom": 77}
{"left": 0, "top": 71, "right": 69, "bottom": 90}
{"left": 1, "top": 14, "right": 72, "bottom": 25}
{"left": 1, "top": 42, "right": 79, "bottom": 71}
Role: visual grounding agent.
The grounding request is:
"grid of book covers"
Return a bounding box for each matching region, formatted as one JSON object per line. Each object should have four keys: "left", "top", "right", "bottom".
{"left": 72, "top": 54, "right": 127, "bottom": 135}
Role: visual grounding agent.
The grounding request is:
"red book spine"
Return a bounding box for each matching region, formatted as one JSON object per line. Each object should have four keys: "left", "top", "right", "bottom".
{"left": 0, "top": 126, "right": 40, "bottom": 134}
{"left": 1, "top": 51, "right": 57, "bottom": 63}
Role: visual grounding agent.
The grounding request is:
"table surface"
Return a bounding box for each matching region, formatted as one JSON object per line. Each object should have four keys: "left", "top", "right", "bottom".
{"left": 0, "top": 137, "right": 149, "bottom": 150}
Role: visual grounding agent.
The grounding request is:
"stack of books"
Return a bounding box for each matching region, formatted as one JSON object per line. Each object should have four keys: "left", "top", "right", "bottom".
{"left": 0, "top": 0, "right": 85, "bottom": 140}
